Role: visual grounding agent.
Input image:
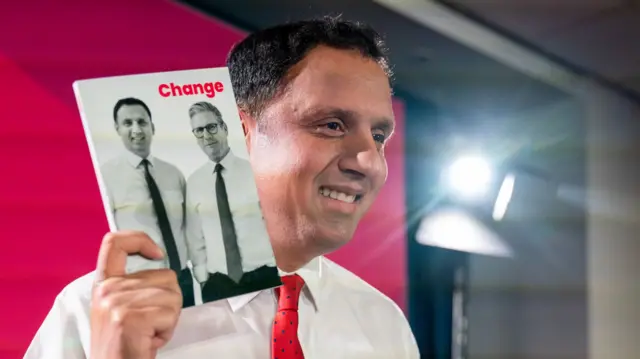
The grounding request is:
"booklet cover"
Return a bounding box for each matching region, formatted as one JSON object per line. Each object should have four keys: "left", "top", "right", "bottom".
{"left": 73, "top": 67, "right": 281, "bottom": 307}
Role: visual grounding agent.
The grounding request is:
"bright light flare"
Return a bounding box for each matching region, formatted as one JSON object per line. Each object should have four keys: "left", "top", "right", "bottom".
{"left": 416, "top": 208, "right": 513, "bottom": 257}
{"left": 444, "top": 156, "right": 493, "bottom": 200}
{"left": 492, "top": 174, "right": 515, "bottom": 221}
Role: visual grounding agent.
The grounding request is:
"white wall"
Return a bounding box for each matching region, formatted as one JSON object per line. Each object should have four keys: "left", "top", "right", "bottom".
{"left": 583, "top": 82, "right": 640, "bottom": 359}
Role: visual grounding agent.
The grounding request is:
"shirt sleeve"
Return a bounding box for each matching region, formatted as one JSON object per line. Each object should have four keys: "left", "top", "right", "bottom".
{"left": 185, "top": 177, "right": 208, "bottom": 283}
{"left": 22, "top": 293, "right": 88, "bottom": 359}
{"left": 99, "top": 163, "right": 117, "bottom": 231}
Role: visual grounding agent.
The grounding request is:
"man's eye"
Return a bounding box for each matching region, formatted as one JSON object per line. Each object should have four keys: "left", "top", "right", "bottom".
{"left": 325, "top": 122, "right": 343, "bottom": 131}
{"left": 373, "top": 133, "right": 386, "bottom": 144}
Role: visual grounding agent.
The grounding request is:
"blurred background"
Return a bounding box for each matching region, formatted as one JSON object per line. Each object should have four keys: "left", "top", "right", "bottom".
{"left": 1, "top": 0, "right": 639, "bottom": 358}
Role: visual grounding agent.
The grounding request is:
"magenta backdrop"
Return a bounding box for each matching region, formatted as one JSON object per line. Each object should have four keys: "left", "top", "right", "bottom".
{"left": 0, "top": 1, "right": 407, "bottom": 357}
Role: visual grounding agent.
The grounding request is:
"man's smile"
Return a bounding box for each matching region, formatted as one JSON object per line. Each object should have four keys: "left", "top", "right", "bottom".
{"left": 318, "top": 185, "right": 364, "bottom": 203}
{"left": 317, "top": 185, "right": 366, "bottom": 215}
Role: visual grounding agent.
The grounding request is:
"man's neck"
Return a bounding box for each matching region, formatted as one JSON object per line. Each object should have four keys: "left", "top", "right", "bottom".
{"left": 211, "top": 147, "right": 231, "bottom": 163}
{"left": 272, "top": 244, "right": 320, "bottom": 273}
{"left": 130, "top": 149, "right": 150, "bottom": 159}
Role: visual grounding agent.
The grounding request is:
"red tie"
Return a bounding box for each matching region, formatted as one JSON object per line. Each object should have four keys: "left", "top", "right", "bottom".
{"left": 272, "top": 274, "right": 305, "bottom": 359}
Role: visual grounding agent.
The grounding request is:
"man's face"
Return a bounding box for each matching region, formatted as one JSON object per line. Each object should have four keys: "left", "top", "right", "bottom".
{"left": 114, "top": 104, "right": 154, "bottom": 158}
{"left": 248, "top": 45, "right": 395, "bottom": 252}
{"left": 190, "top": 111, "right": 229, "bottom": 162}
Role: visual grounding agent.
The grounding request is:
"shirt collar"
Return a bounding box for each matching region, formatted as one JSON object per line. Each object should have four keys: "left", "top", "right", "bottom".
{"left": 123, "top": 149, "right": 154, "bottom": 169}
{"left": 226, "top": 256, "right": 324, "bottom": 313}
{"left": 211, "top": 149, "right": 236, "bottom": 172}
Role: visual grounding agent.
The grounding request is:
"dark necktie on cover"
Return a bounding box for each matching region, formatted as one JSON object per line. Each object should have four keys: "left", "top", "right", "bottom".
{"left": 141, "top": 159, "right": 181, "bottom": 274}
{"left": 214, "top": 163, "right": 244, "bottom": 283}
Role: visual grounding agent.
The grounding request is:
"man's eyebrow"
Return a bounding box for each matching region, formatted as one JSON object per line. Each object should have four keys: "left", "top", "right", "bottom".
{"left": 301, "top": 106, "right": 395, "bottom": 134}
{"left": 299, "top": 106, "right": 351, "bottom": 121}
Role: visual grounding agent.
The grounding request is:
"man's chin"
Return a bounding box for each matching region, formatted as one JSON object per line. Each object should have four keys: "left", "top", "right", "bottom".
{"left": 128, "top": 144, "right": 150, "bottom": 157}
{"left": 311, "top": 222, "right": 357, "bottom": 253}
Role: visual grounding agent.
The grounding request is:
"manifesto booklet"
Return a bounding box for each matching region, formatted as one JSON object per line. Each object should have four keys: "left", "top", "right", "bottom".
{"left": 73, "top": 67, "right": 282, "bottom": 307}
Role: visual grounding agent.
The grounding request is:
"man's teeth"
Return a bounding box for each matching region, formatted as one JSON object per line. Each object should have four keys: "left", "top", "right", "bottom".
{"left": 319, "top": 188, "right": 357, "bottom": 203}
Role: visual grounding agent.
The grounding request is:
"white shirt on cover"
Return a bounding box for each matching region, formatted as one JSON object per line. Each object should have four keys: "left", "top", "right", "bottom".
{"left": 100, "top": 151, "right": 189, "bottom": 273}
{"left": 23, "top": 256, "right": 420, "bottom": 359}
{"left": 186, "top": 150, "right": 276, "bottom": 283}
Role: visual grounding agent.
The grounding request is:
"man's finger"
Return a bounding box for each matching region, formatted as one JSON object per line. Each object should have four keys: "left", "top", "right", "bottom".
{"left": 96, "top": 231, "right": 164, "bottom": 281}
{"left": 122, "top": 306, "right": 180, "bottom": 350}
{"left": 96, "top": 269, "right": 181, "bottom": 296}
{"left": 96, "top": 287, "right": 182, "bottom": 311}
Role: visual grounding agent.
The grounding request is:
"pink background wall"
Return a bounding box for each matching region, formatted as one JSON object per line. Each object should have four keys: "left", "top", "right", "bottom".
{"left": 0, "top": 1, "right": 406, "bottom": 357}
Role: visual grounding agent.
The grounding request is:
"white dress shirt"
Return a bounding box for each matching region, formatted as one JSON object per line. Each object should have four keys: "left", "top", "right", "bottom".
{"left": 101, "top": 151, "right": 189, "bottom": 273}
{"left": 23, "top": 256, "right": 419, "bottom": 359}
{"left": 186, "top": 150, "right": 276, "bottom": 283}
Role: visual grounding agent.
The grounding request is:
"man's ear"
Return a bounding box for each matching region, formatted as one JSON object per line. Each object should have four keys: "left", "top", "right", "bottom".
{"left": 238, "top": 108, "right": 253, "bottom": 136}
{"left": 241, "top": 121, "right": 248, "bottom": 136}
{"left": 238, "top": 107, "right": 256, "bottom": 148}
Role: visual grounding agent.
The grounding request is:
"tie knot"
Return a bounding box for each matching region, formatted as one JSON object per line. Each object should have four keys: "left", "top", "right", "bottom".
{"left": 276, "top": 274, "right": 305, "bottom": 311}
{"left": 140, "top": 158, "right": 150, "bottom": 169}
{"left": 214, "top": 163, "right": 224, "bottom": 173}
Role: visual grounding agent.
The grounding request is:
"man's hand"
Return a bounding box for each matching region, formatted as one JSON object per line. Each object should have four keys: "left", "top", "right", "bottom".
{"left": 90, "top": 231, "right": 183, "bottom": 359}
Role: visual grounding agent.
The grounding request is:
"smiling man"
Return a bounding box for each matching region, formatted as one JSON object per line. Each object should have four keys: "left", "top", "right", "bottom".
{"left": 186, "top": 101, "right": 280, "bottom": 303}
{"left": 24, "top": 17, "right": 419, "bottom": 359}
{"left": 96, "top": 98, "right": 196, "bottom": 309}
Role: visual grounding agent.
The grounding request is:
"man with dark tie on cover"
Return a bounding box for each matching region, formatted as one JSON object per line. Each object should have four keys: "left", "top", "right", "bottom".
{"left": 99, "top": 97, "right": 196, "bottom": 308}
{"left": 185, "top": 101, "right": 281, "bottom": 302}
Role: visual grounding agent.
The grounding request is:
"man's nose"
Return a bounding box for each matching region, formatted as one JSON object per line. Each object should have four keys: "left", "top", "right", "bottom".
{"left": 203, "top": 129, "right": 215, "bottom": 140}
{"left": 131, "top": 123, "right": 143, "bottom": 134}
{"left": 337, "top": 131, "right": 384, "bottom": 181}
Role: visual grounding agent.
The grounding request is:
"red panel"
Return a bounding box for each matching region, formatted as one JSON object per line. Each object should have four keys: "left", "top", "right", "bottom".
{"left": 0, "top": 1, "right": 406, "bottom": 357}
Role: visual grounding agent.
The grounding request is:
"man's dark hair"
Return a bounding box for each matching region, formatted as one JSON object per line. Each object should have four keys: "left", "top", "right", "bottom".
{"left": 113, "top": 97, "right": 152, "bottom": 123}
{"left": 227, "top": 16, "right": 392, "bottom": 118}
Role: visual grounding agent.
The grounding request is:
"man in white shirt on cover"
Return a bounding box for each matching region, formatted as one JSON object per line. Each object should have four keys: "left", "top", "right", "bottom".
{"left": 185, "top": 101, "right": 280, "bottom": 302}
{"left": 98, "top": 97, "right": 195, "bottom": 308}
{"left": 24, "top": 17, "right": 420, "bottom": 359}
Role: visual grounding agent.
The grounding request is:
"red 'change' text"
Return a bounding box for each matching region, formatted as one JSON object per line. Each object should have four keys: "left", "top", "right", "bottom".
{"left": 158, "top": 81, "right": 224, "bottom": 98}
